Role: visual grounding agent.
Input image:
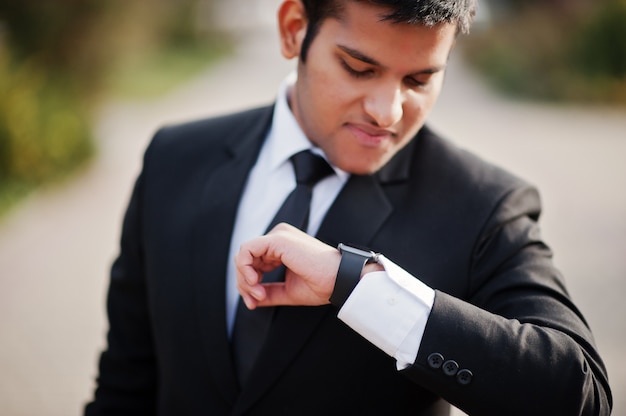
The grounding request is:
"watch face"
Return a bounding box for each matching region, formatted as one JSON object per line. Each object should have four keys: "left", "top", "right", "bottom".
{"left": 338, "top": 243, "right": 377, "bottom": 259}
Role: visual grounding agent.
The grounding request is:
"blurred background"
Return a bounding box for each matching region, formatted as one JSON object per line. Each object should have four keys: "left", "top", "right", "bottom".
{"left": 0, "top": 0, "right": 624, "bottom": 415}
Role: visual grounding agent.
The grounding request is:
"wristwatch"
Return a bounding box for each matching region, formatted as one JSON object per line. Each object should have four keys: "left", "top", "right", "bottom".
{"left": 330, "top": 243, "right": 380, "bottom": 307}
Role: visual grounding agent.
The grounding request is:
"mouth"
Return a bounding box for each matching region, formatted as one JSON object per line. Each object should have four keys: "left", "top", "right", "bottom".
{"left": 346, "top": 124, "right": 395, "bottom": 148}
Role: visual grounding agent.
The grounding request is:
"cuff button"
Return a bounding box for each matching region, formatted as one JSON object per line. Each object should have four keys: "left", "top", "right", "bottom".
{"left": 427, "top": 353, "right": 444, "bottom": 369}
{"left": 442, "top": 360, "right": 459, "bottom": 376}
{"left": 457, "top": 369, "right": 473, "bottom": 385}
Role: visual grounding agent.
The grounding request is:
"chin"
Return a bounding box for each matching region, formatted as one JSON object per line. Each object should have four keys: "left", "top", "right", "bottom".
{"left": 343, "top": 162, "right": 385, "bottom": 176}
{"left": 330, "top": 151, "right": 389, "bottom": 175}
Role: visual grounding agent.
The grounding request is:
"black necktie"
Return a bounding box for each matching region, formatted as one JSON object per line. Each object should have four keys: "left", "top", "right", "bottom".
{"left": 231, "top": 150, "right": 334, "bottom": 385}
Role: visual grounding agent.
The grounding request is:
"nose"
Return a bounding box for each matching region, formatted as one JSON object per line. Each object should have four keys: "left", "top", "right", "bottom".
{"left": 363, "top": 84, "right": 403, "bottom": 128}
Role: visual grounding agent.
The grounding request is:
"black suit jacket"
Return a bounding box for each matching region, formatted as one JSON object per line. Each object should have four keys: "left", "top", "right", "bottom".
{"left": 85, "top": 105, "right": 611, "bottom": 415}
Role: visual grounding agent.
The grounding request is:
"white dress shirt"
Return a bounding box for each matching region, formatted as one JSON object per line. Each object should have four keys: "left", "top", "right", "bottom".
{"left": 225, "top": 74, "right": 435, "bottom": 369}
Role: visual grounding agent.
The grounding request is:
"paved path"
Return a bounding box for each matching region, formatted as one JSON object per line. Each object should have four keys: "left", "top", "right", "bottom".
{"left": 1, "top": 8, "right": 624, "bottom": 416}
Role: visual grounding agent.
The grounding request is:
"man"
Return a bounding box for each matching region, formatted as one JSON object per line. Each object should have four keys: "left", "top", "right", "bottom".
{"left": 85, "top": 0, "right": 612, "bottom": 415}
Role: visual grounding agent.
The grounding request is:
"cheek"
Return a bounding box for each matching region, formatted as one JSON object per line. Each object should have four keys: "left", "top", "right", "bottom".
{"left": 405, "top": 86, "right": 441, "bottom": 123}
{"left": 319, "top": 77, "right": 352, "bottom": 111}
{"left": 403, "top": 98, "right": 426, "bottom": 127}
{"left": 423, "top": 78, "right": 444, "bottom": 110}
{"left": 311, "top": 85, "right": 357, "bottom": 138}
{"left": 310, "top": 64, "right": 360, "bottom": 110}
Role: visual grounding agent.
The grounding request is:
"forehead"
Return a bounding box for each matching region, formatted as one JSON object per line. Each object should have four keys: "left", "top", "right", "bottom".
{"left": 317, "top": 1, "right": 457, "bottom": 70}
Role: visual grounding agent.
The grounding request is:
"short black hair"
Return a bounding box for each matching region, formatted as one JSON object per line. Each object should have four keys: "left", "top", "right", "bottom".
{"left": 299, "top": 0, "right": 477, "bottom": 61}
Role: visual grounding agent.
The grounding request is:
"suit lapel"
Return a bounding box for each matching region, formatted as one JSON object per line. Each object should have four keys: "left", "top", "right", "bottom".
{"left": 318, "top": 131, "right": 416, "bottom": 249}
{"left": 316, "top": 174, "right": 394, "bottom": 247}
{"left": 192, "top": 107, "right": 272, "bottom": 405}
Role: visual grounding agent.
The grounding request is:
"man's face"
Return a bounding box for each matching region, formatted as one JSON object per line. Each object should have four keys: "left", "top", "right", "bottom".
{"left": 287, "top": 2, "right": 457, "bottom": 174}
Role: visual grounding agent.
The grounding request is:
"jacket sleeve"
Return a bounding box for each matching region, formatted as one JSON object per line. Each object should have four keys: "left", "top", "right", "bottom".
{"left": 401, "top": 185, "right": 612, "bottom": 416}
{"left": 84, "top": 170, "right": 158, "bottom": 416}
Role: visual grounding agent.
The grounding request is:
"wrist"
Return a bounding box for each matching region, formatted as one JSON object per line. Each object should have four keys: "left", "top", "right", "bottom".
{"left": 361, "top": 261, "right": 384, "bottom": 277}
{"left": 329, "top": 243, "right": 381, "bottom": 307}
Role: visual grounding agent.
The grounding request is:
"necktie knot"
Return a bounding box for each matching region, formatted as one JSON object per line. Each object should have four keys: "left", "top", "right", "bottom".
{"left": 291, "top": 150, "right": 334, "bottom": 187}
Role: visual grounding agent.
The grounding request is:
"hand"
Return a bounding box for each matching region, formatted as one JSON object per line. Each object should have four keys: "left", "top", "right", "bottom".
{"left": 235, "top": 223, "right": 341, "bottom": 309}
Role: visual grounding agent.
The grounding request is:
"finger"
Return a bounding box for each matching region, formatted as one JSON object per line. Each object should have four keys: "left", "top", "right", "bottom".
{"left": 235, "top": 242, "right": 283, "bottom": 284}
{"left": 237, "top": 234, "right": 281, "bottom": 265}
{"left": 236, "top": 265, "right": 268, "bottom": 308}
{"left": 241, "top": 292, "right": 258, "bottom": 310}
{"left": 235, "top": 250, "right": 269, "bottom": 286}
{"left": 238, "top": 278, "right": 266, "bottom": 297}
{"left": 254, "top": 282, "right": 292, "bottom": 307}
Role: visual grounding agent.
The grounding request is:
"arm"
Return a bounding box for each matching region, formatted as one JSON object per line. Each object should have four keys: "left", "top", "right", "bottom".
{"left": 235, "top": 187, "right": 612, "bottom": 415}
{"left": 405, "top": 185, "right": 612, "bottom": 415}
{"left": 84, "top": 173, "right": 158, "bottom": 416}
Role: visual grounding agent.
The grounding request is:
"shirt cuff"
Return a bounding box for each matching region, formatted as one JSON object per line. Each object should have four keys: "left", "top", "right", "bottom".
{"left": 336, "top": 255, "right": 435, "bottom": 370}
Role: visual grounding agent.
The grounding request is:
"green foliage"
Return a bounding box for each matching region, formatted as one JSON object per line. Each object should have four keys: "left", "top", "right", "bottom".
{"left": 463, "top": 0, "right": 626, "bottom": 104}
{"left": 570, "top": 0, "right": 626, "bottom": 79}
{"left": 0, "top": 45, "right": 95, "bottom": 217}
{"left": 107, "top": 40, "right": 231, "bottom": 99}
{"left": 0, "top": 55, "right": 94, "bottom": 183}
{"left": 0, "top": 0, "right": 129, "bottom": 216}
{"left": 0, "top": 0, "right": 226, "bottom": 218}
{"left": 0, "top": 0, "right": 128, "bottom": 104}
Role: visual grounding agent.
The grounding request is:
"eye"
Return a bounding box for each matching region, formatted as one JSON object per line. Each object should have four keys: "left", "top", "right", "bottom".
{"left": 404, "top": 75, "right": 432, "bottom": 89}
{"left": 340, "top": 59, "right": 373, "bottom": 79}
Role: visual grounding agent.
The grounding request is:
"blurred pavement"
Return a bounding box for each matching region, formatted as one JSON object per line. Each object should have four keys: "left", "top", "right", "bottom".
{"left": 1, "top": 3, "right": 624, "bottom": 415}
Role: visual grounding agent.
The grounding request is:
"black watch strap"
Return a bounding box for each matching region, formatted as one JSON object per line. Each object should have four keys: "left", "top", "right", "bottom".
{"left": 330, "top": 243, "right": 379, "bottom": 307}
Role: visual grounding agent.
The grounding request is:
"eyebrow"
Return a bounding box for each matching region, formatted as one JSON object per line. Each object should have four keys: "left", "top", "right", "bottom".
{"left": 337, "top": 44, "right": 447, "bottom": 75}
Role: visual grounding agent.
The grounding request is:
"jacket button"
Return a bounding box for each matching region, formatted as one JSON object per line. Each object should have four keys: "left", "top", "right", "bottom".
{"left": 427, "top": 353, "right": 444, "bottom": 369}
{"left": 457, "top": 369, "right": 473, "bottom": 385}
{"left": 442, "top": 360, "right": 459, "bottom": 376}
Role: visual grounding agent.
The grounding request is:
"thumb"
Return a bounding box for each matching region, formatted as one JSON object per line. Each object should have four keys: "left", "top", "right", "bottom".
{"left": 254, "top": 282, "right": 292, "bottom": 307}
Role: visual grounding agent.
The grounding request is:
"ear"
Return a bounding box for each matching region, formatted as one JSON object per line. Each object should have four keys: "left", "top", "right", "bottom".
{"left": 277, "top": 0, "right": 308, "bottom": 59}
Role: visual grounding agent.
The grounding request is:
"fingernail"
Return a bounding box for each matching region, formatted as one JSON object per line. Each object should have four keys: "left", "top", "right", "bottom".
{"left": 244, "top": 297, "right": 255, "bottom": 310}
{"left": 251, "top": 286, "right": 264, "bottom": 300}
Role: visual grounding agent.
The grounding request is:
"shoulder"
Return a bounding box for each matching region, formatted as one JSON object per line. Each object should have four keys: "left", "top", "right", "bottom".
{"left": 415, "top": 126, "right": 532, "bottom": 199}
{"left": 135, "top": 105, "right": 273, "bottom": 183}
{"left": 405, "top": 126, "right": 543, "bottom": 229}
{"left": 148, "top": 105, "right": 274, "bottom": 155}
